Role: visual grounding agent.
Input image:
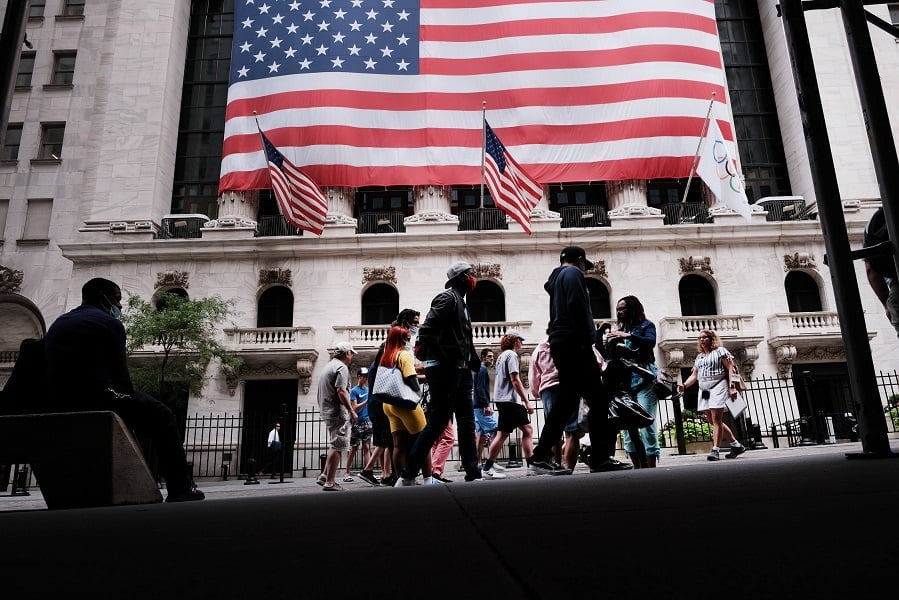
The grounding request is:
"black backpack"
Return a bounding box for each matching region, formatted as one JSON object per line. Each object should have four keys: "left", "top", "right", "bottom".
{"left": 863, "top": 208, "right": 897, "bottom": 279}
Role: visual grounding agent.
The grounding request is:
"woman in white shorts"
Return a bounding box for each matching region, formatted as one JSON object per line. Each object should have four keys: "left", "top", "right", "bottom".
{"left": 677, "top": 329, "right": 746, "bottom": 462}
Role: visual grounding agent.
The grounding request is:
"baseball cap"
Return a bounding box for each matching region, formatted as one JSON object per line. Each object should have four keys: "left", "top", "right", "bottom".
{"left": 559, "top": 246, "right": 594, "bottom": 270}
{"left": 357, "top": 367, "right": 369, "bottom": 376}
{"left": 334, "top": 341, "right": 355, "bottom": 355}
{"left": 505, "top": 329, "right": 525, "bottom": 342}
{"left": 445, "top": 261, "right": 473, "bottom": 288}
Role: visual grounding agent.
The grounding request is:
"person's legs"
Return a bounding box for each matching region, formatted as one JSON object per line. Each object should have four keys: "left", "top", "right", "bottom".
{"left": 449, "top": 367, "right": 479, "bottom": 478}
{"left": 636, "top": 385, "right": 660, "bottom": 466}
{"left": 519, "top": 423, "right": 534, "bottom": 459}
{"left": 117, "top": 390, "right": 196, "bottom": 497}
{"left": 431, "top": 418, "right": 456, "bottom": 477}
{"left": 402, "top": 365, "right": 454, "bottom": 481}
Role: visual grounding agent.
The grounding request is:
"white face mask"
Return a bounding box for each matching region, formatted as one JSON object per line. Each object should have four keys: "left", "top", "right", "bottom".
{"left": 409, "top": 326, "right": 419, "bottom": 336}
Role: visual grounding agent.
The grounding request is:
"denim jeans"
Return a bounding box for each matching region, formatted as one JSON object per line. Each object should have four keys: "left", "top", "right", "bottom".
{"left": 621, "top": 384, "right": 660, "bottom": 457}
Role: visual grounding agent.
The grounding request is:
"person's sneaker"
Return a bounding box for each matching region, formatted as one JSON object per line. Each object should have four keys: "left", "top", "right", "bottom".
{"left": 491, "top": 463, "right": 506, "bottom": 472}
{"left": 481, "top": 467, "right": 507, "bottom": 479}
{"left": 726, "top": 444, "right": 746, "bottom": 459}
{"left": 433, "top": 473, "right": 453, "bottom": 483}
{"left": 358, "top": 470, "right": 381, "bottom": 486}
{"left": 464, "top": 470, "right": 483, "bottom": 482}
{"left": 394, "top": 477, "right": 416, "bottom": 487}
{"left": 166, "top": 488, "right": 205, "bottom": 503}
{"left": 316, "top": 474, "right": 327, "bottom": 486}
{"left": 590, "top": 459, "right": 633, "bottom": 473}
{"left": 322, "top": 482, "right": 345, "bottom": 492}
{"left": 343, "top": 475, "right": 355, "bottom": 483}
{"left": 529, "top": 459, "right": 572, "bottom": 475}
{"left": 707, "top": 449, "right": 721, "bottom": 461}
{"left": 379, "top": 474, "right": 398, "bottom": 487}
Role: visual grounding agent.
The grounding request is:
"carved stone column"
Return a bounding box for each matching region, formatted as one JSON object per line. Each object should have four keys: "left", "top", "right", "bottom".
{"left": 208, "top": 190, "right": 258, "bottom": 228}
{"left": 323, "top": 186, "right": 357, "bottom": 232}
{"left": 775, "top": 344, "right": 797, "bottom": 379}
{"left": 405, "top": 185, "right": 459, "bottom": 233}
{"left": 606, "top": 180, "right": 664, "bottom": 225}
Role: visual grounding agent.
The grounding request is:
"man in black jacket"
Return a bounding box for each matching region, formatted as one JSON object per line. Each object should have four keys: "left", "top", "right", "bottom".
{"left": 531, "top": 246, "right": 626, "bottom": 473}
{"left": 863, "top": 207, "right": 899, "bottom": 340}
{"left": 398, "top": 262, "right": 483, "bottom": 484}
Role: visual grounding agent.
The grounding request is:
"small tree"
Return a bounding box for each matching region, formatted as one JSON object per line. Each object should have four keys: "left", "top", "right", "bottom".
{"left": 122, "top": 293, "right": 242, "bottom": 411}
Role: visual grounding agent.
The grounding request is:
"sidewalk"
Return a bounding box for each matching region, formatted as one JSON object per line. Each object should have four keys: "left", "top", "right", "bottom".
{"left": 0, "top": 440, "right": 873, "bottom": 511}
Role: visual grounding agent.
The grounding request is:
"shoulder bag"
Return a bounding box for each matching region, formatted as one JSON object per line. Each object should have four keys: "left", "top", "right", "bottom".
{"left": 607, "top": 392, "right": 654, "bottom": 430}
{"left": 372, "top": 356, "right": 421, "bottom": 411}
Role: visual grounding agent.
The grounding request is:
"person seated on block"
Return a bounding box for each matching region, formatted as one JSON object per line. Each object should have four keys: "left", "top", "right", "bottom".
{"left": 40, "top": 277, "right": 204, "bottom": 503}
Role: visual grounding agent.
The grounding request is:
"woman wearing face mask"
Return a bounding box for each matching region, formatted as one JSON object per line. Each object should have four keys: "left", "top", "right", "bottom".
{"left": 606, "top": 295, "right": 661, "bottom": 468}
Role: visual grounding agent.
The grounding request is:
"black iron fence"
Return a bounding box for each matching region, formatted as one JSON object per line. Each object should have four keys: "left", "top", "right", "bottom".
{"left": 177, "top": 370, "right": 899, "bottom": 479}
{"left": 256, "top": 214, "right": 303, "bottom": 237}
{"left": 560, "top": 205, "right": 610, "bottom": 228}
{"left": 458, "top": 208, "right": 509, "bottom": 231}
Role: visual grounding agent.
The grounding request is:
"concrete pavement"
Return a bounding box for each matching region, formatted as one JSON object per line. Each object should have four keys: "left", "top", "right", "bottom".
{"left": 2, "top": 441, "right": 898, "bottom": 599}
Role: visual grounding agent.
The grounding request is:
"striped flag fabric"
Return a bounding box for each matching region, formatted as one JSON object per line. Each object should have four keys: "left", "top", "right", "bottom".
{"left": 483, "top": 122, "right": 541, "bottom": 234}
{"left": 220, "top": 0, "right": 728, "bottom": 191}
{"left": 259, "top": 128, "right": 329, "bottom": 235}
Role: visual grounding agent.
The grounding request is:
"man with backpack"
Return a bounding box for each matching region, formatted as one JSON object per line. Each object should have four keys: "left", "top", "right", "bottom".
{"left": 863, "top": 207, "right": 899, "bottom": 339}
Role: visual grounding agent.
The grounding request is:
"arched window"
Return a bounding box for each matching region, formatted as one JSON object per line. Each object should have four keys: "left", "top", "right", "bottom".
{"left": 785, "top": 271, "right": 822, "bottom": 312}
{"left": 362, "top": 284, "right": 399, "bottom": 325}
{"left": 678, "top": 275, "right": 716, "bottom": 316}
{"left": 155, "top": 287, "right": 188, "bottom": 310}
{"left": 467, "top": 280, "right": 505, "bottom": 322}
{"left": 257, "top": 286, "right": 294, "bottom": 327}
{"left": 586, "top": 278, "right": 611, "bottom": 319}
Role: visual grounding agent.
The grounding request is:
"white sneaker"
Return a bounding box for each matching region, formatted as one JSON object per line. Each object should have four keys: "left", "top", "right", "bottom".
{"left": 491, "top": 463, "right": 506, "bottom": 472}
{"left": 394, "top": 478, "right": 416, "bottom": 487}
{"left": 481, "top": 467, "right": 507, "bottom": 480}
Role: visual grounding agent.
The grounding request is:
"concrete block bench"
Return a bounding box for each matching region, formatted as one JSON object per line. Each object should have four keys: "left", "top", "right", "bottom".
{"left": 0, "top": 411, "right": 163, "bottom": 509}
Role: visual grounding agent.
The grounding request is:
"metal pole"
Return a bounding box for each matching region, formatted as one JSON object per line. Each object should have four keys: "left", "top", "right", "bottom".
{"left": 839, "top": 0, "right": 899, "bottom": 310}
{"left": 780, "top": 0, "right": 891, "bottom": 455}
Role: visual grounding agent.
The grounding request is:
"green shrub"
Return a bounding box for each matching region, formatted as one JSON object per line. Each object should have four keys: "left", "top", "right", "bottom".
{"left": 658, "top": 416, "right": 713, "bottom": 445}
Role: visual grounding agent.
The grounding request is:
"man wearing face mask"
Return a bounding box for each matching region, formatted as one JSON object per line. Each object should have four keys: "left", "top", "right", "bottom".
{"left": 397, "top": 262, "right": 483, "bottom": 485}
{"left": 42, "top": 277, "right": 205, "bottom": 502}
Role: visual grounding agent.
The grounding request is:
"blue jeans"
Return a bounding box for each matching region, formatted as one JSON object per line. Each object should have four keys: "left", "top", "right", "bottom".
{"left": 540, "top": 386, "right": 580, "bottom": 434}
{"left": 621, "top": 384, "right": 660, "bottom": 457}
{"left": 402, "top": 365, "right": 480, "bottom": 480}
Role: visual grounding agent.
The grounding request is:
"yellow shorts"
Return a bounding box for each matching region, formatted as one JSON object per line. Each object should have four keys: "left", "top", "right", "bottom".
{"left": 383, "top": 403, "right": 427, "bottom": 435}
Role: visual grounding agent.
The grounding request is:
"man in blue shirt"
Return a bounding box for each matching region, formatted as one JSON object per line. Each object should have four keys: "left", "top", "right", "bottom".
{"left": 344, "top": 367, "right": 372, "bottom": 482}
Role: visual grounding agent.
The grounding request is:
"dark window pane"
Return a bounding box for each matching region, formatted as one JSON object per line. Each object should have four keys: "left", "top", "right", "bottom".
{"left": 16, "top": 53, "right": 35, "bottom": 87}
{"left": 678, "top": 275, "right": 716, "bottom": 316}
{"left": 785, "top": 272, "right": 822, "bottom": 312}
{"left": 258, "top": 286, "right": 294, "bottom": 327}
{"left": 467, "top": 280, "right": 505, "bottom": 322}
{"left": 2, "top": 123, "right": 23, "bottom": 160}
{"left": 362, "top": 284, "right": 399, "bottom": 325}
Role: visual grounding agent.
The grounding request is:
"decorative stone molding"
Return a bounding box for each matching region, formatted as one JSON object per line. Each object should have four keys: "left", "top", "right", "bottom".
{"left": 404, "top": 210, "right": 459, "bottom": 223}
{"left": 0, "top": 265, "right": 24, "bottom": 293}
{"left": 109, "top": 221, "right": 128, "bottom": 231}
{"left": 678, "top": 256, "right": 713, "bottom": 275}
{"left": 774, "top": 344, "right": 797, "bottom": 378}
{"left": 324, "top": 213, "right": 357, "bottom": 226}
{"left": 529, "top": 208, "right": 561, "bottom": 219}
{"left": 607, "top": 205, "right": 662, "bottom": 217}
{"left": 472, "top": 263, "right": 501, "bottom": 279}
{"left": 363, "top": 265, "right": 397, "bottom": 284}
{"left": 416, "top": 185, "right": 451, "bottom": 199}
{"left": 204, "top": 217, "right": 257, "bottom": 228}
{"left": 734, "top": 346, "right": 759, "bottom": 379}
{"left": 841, "top": 199, "right": 861, "bottom": 212}
{"left": 260, "top": 268, "right": 292, "bottom": 287}
{"left": 155, "top": 270, "right": 189, "bottom": 290}
{"left": 585, "top": 260, "right": 607, "bottom": 279}
{"left": 297, "top": 356, "right": 315, "bottom": 394}
{"left": 222, "top": 363, "right": 242, "bottom": 397}
{"left": 795, "top": 345, "right": 845, "bottom": 362}
{"left": 783, "top": 252, "right": 817, "bottom": 271}
{"left": 664, "top": 347, "right": 684, "bottom": 368}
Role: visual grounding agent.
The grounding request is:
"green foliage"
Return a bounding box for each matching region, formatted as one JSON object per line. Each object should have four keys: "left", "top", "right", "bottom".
{"left": 885, "top": 394, "right": 899, "bottom": 431}
{"left": 122, "top": 293, "right": 242, "bottom": 400}
{"left": 658, "top": 413, "right": 713, "bottom": 445}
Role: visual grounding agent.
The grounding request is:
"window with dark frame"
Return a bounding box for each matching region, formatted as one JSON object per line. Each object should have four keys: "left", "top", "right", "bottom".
{"left": 38, "top": 123, "right": 65, "bottom": 160}
{"left": 2, "top": 123, "right": 23, "bottom": 161}
{"left": 678, "top": 274, "right": 717, "bottom": 316}
{"left": 51, "top": 51, "right": 77, "bottom": 85}
{"left": 586, "top": 278, "right": 611, "bottom": 320}
{"left": 362, "top": 284, "right": 399, "bottom": 325}
{"left": 785, "top": 271, "right": 823, "bottom": 313}
{"left": 466, "top": 280, "right": 506, "bottom": 323}
{"left": 16, "top": 52, "right": 35, "bottom": 88}
{"left": 29, "top": 0, "right": 46, "bottom": 19}
{"left": 61, "top": 0, "right": 85, "bottom": 17}
{"left": 257, "top": 286, "right": 295, "bottom": 328}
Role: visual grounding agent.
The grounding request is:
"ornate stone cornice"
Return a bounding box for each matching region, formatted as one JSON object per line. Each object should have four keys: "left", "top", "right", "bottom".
{"left": 363, "top": 265, "right": 397, "bottom": 284}
{"left": 607, "top": 205, "right": 663, "bottom": 217}
{"left": 260, "top": 268, "right": 292, "bottom": 287}
{"left": 585, "top": 260, "right": 607, "bottom": 278}
{"left": 155, "top": 270, "right": 189, "bottom": 290}
{"left": 679, "top": 256, "right": 713, "bottom": 275}
{"left": 783, "top": 252, "right": 817, "bottom": 271}
{"left": 403, "top": 211, "right": 459, "bottom": 223}
{"left": 0, "top": 265, "right": 24, "bottom": 293}
{"left": 472, "top": 263, "right": 501, "bottom": 279}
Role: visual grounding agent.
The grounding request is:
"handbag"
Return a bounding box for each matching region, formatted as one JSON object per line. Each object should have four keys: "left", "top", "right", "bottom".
{"left": 730, "top": 370, "right": 747, "bottom": 392}
{"left": 653, "top": 370, "right": 678, "bottom": 399}
{"left": 725, "top": 393, "right": 748, "bottom": 419}
{"left": 607, "top": 392, "right": 654, "bottom": 430}
{"left": 371, "top": 357, "right": 421, "bottom": 411}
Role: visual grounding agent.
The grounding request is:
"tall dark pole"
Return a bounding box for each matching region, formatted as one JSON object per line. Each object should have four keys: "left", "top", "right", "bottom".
{"left": 839, "top": 0, "right": 899, "bottom": 302}
{"left": 780, "top": 0, "right": 890, "bottom": 455}
{"left": 0, "top": 1, "right": 30, "bottom": 148}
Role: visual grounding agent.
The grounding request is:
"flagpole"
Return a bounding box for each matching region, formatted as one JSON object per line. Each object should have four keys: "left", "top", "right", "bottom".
{"left": 252, "top": 110, "right": 265, "bottom": 146}
{"left": 681, "top": 92, "right": 717, "bottom": 204}
{"left": 480, "top": 102, "right": 486, "bottom": 209}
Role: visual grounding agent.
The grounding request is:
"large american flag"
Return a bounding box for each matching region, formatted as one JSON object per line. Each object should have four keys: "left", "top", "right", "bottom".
{"left": 484, "top": 122, "right": 541, "bottom": 234}
{"left": 220, "top": 0, "right": 728, "bottom": 191}
{"left": 260, "top": 128, "right": 329, "bottom": 235}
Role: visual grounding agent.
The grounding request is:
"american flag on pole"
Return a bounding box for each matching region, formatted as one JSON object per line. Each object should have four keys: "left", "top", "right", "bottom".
{"left": 483, "top": 122, "right": 541, "bottom": 234}
{"left": 220, "top": 0, "right": 728, "bottom": 191}
{"left": 259, "top": 127, "right": 329, "bottom": 235}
